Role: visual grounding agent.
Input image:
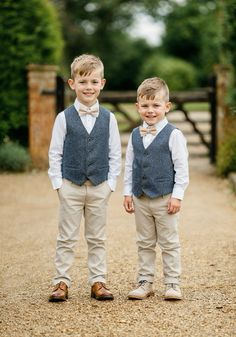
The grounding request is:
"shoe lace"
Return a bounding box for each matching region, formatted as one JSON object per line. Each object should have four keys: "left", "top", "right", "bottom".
{"left": 139, "top": 280, "right": 151, "bottom": 289}
{"left": 166, "top": 283, "right": 178, "bottom": 290}
{"left": 94, "top": 282, "right": 109, "bottom": 290}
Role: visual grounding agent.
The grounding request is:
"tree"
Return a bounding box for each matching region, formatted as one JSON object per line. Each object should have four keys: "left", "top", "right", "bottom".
{"left": 221, "top": 0, "right": 236, "bottom": 109}
{"left": 0, "top": 0, "right": 63, "bottom": 145}
{"left": 161, "top": 0, "right": 221, "bottom": 84}
{"left": 52, "top": 0, "right": 225, "bottom": 89}
{"left": 52, "top": 0, "right": 166, "bottom": 89}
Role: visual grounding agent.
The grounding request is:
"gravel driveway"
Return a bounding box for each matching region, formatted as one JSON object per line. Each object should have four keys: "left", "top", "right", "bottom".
{"left": 1, "top": 157, "right": 236, "bottom": 337}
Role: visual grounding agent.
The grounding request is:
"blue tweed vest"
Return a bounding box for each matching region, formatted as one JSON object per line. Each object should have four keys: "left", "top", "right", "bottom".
{"left": 62, "top": 105, "right": 110, "bottom": 186}
{"left": 132, "top": 123, "right": 176, "bottom": 198}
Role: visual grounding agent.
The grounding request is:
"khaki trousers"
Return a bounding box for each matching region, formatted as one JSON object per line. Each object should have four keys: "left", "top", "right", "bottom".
{"left": 133, "top": 194, "right": 181, "bottom": 285}
{"left": 53, "top": 179, "right": 112, "bottom": 287}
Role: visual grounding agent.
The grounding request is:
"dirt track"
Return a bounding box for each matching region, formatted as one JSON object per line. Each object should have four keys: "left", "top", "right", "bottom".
{"left": 1, "top": 157, "right": 236, "bottom": 337}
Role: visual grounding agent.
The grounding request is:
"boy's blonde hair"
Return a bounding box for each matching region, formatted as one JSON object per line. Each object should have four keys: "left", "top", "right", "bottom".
{"left": 70, "top": 54, "right": 104, "bottom": 79}
{"left": 137, "top": 77, "right": 169, "bottom": 101}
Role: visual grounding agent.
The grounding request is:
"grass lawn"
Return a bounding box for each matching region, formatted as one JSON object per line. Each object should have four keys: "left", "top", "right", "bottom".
{"left": 179, "top": 102, "right": 209, "bottom": 111}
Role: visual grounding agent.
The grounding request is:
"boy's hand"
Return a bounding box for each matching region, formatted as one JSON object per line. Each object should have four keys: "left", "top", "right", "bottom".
{"left": 123, "top": 196, "right": 134, "bottom": 214}
{"left": 167, "top": 197, "right": 181, "bottom": 214}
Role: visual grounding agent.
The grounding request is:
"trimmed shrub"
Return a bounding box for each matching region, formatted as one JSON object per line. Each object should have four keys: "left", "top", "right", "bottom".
{"left": 138, "top": 54, "right": 197, "bottom": 91}
{"left": 0, "top": 142, "right": 31, "bottom": 172}
{"left": 216, "top": 134, "right": 236, "bottom": 176}
{"left": 0, "top": 0, "right": 63, "bottom": 145}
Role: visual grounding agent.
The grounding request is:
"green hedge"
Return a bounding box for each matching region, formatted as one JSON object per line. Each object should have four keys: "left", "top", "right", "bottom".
{"left": 216, "top": 134, "right": 236, "bottom": 176}
{"left": 0, "top": 142, "right": 31, "bottom": 172}
{"left": 222, "top": 0, "right": 236, "bottom": 115}
{"left": 216, "top": 1, "right": 236, "bottom": 177}
{"left": 0, "top": 0, "right": 63, "bottom": 145}
{"left": 138, "top": 54, "right": 197, "bottom": 91}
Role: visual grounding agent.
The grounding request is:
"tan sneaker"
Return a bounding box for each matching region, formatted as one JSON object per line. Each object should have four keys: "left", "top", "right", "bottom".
{"left": 128, "top": 280, "right": 154, "bottom": 300}
{"left": 164, "top": 284, "right": 182, "bottom": 300}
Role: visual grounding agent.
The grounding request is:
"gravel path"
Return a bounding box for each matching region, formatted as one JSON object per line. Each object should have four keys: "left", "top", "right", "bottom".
{"left": 1, "top": 157, "right": 236, "bottom": 337}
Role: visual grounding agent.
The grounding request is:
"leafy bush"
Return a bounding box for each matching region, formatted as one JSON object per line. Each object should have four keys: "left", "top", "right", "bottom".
{"left": 161, "top": 0, "right": 220, "bottom": 86}
{"left": 216, "top": 134, "right": 236, "bottom": 176}
{"left": 138, "top": 54, "right": 197, "bottom": 91}
{"left": 0, "top": 0, "right": 63, "bottom": 145}
{"left": 0, "top": 142, "right": 31, "bottom": 172}
{"left": 222, "top": 0, "right": 236, "bottom": 116}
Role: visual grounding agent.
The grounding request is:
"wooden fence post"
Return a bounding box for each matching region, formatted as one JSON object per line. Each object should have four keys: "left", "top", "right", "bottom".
{"left": 27, "top": 64, "right": 58, "bottom": 169}
{"left": 214, "top": 64, "right": 236, "bottom": 146}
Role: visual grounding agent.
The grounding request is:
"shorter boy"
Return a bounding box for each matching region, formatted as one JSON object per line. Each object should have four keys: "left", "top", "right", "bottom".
{"left": 48, "top": 54, "right": 121, "bottom": 301}
{"left": 123, "top": 77, "right": 189, "bottom": 300}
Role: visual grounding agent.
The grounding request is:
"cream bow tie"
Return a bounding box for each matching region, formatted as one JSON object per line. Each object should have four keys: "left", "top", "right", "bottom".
{"left": 139, "top": 126, "right": 157, "bottom": 137}
{"left": 79, "top": 106, "right": 99, "bottom": 118}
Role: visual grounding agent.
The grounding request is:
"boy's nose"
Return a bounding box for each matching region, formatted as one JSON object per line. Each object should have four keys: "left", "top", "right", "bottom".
{"left": 86, "top": 82, "right": 92, "bottom": 88}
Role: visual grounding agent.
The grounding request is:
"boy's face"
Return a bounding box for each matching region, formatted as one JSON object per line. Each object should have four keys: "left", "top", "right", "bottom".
{"left": 136, "top": 94, "right": 171, "bottom": 126}
{"left": 68, "top": 70, "right": 106, "bottom": 106}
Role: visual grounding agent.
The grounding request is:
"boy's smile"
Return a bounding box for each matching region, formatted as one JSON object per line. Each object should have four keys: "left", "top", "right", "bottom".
{"left": 68, "top": 70, "right": 106, "bottom": 107}
{"left": 136, "top": 95, "right": 171, "bottom": 126}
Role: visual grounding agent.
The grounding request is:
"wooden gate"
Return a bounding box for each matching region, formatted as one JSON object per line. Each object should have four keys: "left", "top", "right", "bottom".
{"left": 99, "top": 77, "right": 217, "bottom": 163}
{"left": 60, "top": 76, "right": 217, "bottom": 163}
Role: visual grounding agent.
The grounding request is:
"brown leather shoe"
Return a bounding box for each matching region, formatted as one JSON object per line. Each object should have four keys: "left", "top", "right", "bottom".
{"left": 91, "top": 282, "right": 114, "bottom": 301}
{"left": 49, "top": 281, "right": 68, "bottom": 302}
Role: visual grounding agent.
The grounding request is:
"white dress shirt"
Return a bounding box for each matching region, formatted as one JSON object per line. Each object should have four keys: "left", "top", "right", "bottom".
{"left": 48, "top": 99, "right": 121, "bottom": 191}
{"left": 123, "top": 117, "right": 189, "bottom": 200}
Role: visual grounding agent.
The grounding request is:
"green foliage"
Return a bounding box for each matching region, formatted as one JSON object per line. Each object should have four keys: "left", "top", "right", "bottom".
{"left": 103, "top": 36, "right": 152, "bottom": 90}
{"left": 52, "top": 0, "right": 161, "bottom": 89}
{"left": 0, "top": 142, "right": 31, "bottom": 172}
{"left": 221, "top": 0, "right": 236, "bottom": 65}
{"left": 53, "top": 0, "right": 220, "bottom": 91}
{"left": 0, "top": 0, "right": 63, "bottom": 145}
{"left": 216, "top": 134, "right": 236, "bottom": 176}
{"left": 161, "top": 0, "right": 220, "bottom": 84}
{"left": 138, "top": 54, "right": 197, "bottom": 91}
{"left": 221, "top": 0, "right": 236, "bottom": 114}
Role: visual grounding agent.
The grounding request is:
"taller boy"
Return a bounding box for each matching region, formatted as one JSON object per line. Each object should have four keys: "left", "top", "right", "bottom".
{"left": 48, "top": 54, "right": 121, "bottom": 301}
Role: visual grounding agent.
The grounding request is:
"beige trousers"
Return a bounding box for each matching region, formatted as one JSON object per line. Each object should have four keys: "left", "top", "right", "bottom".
{"left": 53, "top": 179, "right": 112, "bottom": 287}
{"left": 133, "top": 194, "right": 181, "bottom": 285}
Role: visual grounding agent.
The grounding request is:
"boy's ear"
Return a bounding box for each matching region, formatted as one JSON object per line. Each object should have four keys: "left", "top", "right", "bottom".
{"left": 68, "top": 78, "right": 75, "bottom": 90}
{"left": 101, "top": 78, "right": 106, "bottom": 89}
{"left": 166, "top": 102, "right": 172, "bottom": 112}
